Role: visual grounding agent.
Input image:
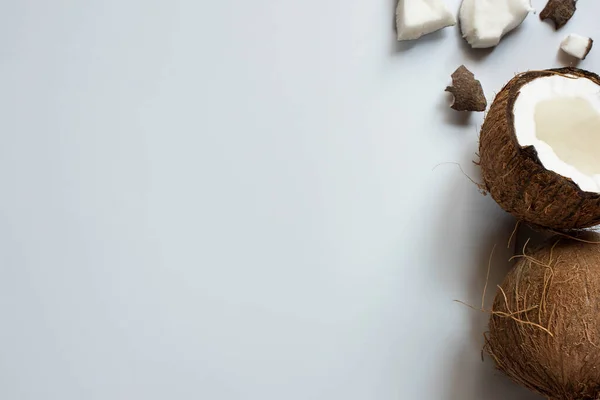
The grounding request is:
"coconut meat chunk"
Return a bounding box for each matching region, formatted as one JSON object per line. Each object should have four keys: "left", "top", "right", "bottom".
{"left": 513, "top": 75, "right": 600, "bottom": 193}
{"left": 460, "top": 0, "right": 533, "bottom": 48}
{"left": 396, "top": 0, "right": 456, "bottom": 41}
{"left": 560, "top": 34, "right": 593, "bottom": 60}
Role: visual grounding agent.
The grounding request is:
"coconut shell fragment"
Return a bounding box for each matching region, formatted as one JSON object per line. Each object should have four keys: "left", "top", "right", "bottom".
{"left": 540, "top": 0, "right": 577, "bottom": 30}
{"left": 445, "top": 65, "right": 487, "bottom": 112}
{"left": 486, "top": 234, "right": 600, "bottom": 400}
{"left": 479, "top": 67, "right": 600, "bottom": 230}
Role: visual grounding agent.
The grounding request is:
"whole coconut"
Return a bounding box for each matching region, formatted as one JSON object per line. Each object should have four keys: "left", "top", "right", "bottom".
{"left": 486, "top": 234, "right": 600, "bottom": 400}
{"left": 480, "top": 67, "right": 600, "bottom": 230}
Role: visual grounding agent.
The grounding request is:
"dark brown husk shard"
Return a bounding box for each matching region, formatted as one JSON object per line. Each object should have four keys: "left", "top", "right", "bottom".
{"left": 445, "top": 65, "right": 487, "bottom": 112}
{"left": 479, "top": 67, "right": 600, "bottom": 230}
{"left": 583, "top": 38, "right": 594, "bottom": 60}
{"left": 540, "top": 0, "right": 577, "bottom": 30}
{"left": 485, "top": 234, "right": 600, "bottom": 400}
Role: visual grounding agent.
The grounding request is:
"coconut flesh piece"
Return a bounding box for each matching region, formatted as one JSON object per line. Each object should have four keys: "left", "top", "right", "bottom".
{"left": 396, "top": 0, "right": 456, "bottom": 41}
{"left": 560, "top": 34, "right": 593, "bottom": 60}
{"left": 459, "top": 0, "right": 533, "bottom": 48}
{"left": 513, "top": 74, "right": 600, "bottom": 193}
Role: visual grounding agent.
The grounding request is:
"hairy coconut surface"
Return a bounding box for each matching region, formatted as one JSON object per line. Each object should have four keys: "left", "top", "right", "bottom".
{"left": 479, "top": 67, "right": 600, "bottom": 230}
{"left": 486, "top": 234, "right": 600, "bottom": 400}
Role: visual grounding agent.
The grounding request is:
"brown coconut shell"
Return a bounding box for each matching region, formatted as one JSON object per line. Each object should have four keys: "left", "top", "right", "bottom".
{"left": 445, "top": 65, "right": 487, "bottom": 112}
{"left": 485, "top": 234, "right": 600, "bottom": 400}
{"left": 540, "top": 0, "right": 577, "bottom": 30}
{"left": 479, "top": 67, "right": 600, "bottom": 230}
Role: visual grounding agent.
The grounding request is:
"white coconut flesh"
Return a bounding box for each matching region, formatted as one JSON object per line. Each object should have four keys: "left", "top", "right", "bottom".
{"left": 460, "top": 0, "right": 533, "bottom": 48}
{"left": 560, "top": 34, "right": 592, "bottom": 60}
{"left": 396, "top": 0, "right": 456, "bottom": 41}
{"left": 513, "top": 75, "right": 600, "bottom": 193}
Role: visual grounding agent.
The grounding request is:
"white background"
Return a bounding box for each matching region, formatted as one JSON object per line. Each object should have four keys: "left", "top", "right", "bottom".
{"left": 0, "top": 0, "right": 596, "bottom": 399}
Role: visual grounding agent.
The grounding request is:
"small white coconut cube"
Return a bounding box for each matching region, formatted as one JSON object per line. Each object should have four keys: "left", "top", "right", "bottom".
{"left": 560, "top": 34, "right": 594, "bottom": 60}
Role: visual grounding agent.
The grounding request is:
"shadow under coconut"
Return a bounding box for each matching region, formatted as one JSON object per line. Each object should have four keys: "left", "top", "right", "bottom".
{"left": 455, "top": 23, "right": 494, "bottom": 64}
{"left": 454, "top": 14, "right": 531, "bottom": 65}
{"left": 556, "top": 48, "right": 581, "bottom": 68}
{"left": 445, "top": 226, "right": 544, "bottom": 400}
{"left": 438, "top": 93, "right": 473, "bottom": 127}
{"left": 391, "top": 30, "right": 446, "bottom": 54}
{"left": 428, "top": 162, "right": 543, "bottom": 400}
{"left": 514, "top": 222, "right": 554, "bottom": 255}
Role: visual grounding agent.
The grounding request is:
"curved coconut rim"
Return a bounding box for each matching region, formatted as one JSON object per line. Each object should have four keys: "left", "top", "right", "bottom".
{"left": 503, "top": 67, "right": 600, "bottom": 200}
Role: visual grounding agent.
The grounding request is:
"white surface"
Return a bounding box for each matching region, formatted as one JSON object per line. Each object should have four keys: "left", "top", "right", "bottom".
{"left": 0, "top": 1, "right": 597, "bottom": 399}
{"left": 514, "top": 74, "right": 600, "bottom": 193}
{"left": 561, "top": 33, "right": 592, "bottom": 59}
{"left": 396, "top": 0, "right": 456, "bottom": 41}
{"left": 459, "top": 0, "right": 533, "bottom": 48}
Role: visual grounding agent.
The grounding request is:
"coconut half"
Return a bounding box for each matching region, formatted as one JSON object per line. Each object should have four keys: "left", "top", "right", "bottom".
{"left": 479, "top": 68, "right": 600, "bottom": 230}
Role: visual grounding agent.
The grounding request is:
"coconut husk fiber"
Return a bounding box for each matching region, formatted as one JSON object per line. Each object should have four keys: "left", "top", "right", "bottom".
{"left": 485, "top": 233, "right": 600, "bottom": 400}
{"left": 479, "top": 67, "right": 600, "bottom": 231}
